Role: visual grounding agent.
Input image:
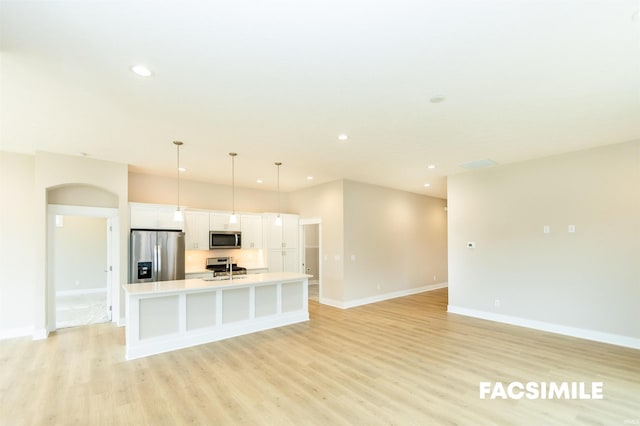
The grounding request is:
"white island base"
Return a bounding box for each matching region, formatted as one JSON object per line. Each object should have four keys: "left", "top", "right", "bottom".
{"left": 123, "top": 273, "right": 309, "bottom": 360}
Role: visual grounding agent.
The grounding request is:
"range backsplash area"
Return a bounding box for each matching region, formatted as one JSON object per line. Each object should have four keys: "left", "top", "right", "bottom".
{"left": 185, "top": 248, "right": 266, "bottom": 273}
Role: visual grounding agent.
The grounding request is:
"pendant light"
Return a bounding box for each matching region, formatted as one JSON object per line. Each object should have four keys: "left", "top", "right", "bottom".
{"left": 173, "top": 141, "right": 184, "bottom": 222}
{"left": 229, "top": 152, "right": 238, "bottom": 224}
{"left": 274, "top": 162, "right": 282, "bottom": 226}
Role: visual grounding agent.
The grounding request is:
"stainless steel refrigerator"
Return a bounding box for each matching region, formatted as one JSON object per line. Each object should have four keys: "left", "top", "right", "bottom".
{"left": 129, "top": 230, "right": 185, "bottom": 283}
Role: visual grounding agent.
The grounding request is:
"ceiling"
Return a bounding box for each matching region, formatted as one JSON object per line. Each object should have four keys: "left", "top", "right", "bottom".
{"left": 1, "top": 1, "right": 639, "bottom": 198}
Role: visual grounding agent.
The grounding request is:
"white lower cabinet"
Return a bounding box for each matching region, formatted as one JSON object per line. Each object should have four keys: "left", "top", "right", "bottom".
{"left": 268, "top": 248, "right": 299, "bottom": 273}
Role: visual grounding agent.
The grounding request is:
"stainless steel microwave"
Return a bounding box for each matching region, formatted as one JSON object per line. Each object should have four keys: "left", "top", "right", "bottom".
{"left": 209, "top": 231, "right": 241, "bottom": 249}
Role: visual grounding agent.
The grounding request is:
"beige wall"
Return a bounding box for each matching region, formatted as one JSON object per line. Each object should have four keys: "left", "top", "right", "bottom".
{"left": 53, "top": 216, "right": 108, "bottom": 292}
{"left": 129, "top": 172, "right": 288, "bottom": 213}
{"left": 0, "top": 152, "right": 36, "bottom": 334}
{"left": 448, "top": 140, "right": 640, "bottom": 340}
{"left": 343, "top": 180, "right": 448, "bottom": 301}
{"left": 289, "top": 180, "right": 345, "bottom": 301}
{"left": 290, "top": 179, "right": 448, "bottom": 304}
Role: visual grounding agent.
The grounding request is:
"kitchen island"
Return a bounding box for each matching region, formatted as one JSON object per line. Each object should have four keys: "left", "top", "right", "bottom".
{"left": 123, "top": 272, "right": 309, "bottom": 360}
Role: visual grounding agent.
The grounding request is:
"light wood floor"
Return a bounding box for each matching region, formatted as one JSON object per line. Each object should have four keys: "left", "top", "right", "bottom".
{"left": 1, "top": 288, "right": 638, "bottom": 425}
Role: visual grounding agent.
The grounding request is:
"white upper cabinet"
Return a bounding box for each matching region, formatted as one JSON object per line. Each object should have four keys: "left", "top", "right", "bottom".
{"left": 264, "top": 213, "right": 298, "bottom": 249}
{"left": 209, "top": 212, "right": 241, "bottom": 231}
{"left": 184, "top": 211, "right": 210, "bottom": 250}
{"left": 241, "top": 214, "right": 263, "bottom": 249}
{"left": 130, "top": 204, "right": 183, "bottom": 230}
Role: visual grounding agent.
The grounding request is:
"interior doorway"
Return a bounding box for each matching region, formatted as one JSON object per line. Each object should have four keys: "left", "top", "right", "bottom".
{"left": 300, "top": 219, "right": 321, "bottom": 303}
{"left": 47, "top": 205, "right": 119, "bottom": 331}
{"left": 54, "top": 215, "right": 110, "bottom": 328}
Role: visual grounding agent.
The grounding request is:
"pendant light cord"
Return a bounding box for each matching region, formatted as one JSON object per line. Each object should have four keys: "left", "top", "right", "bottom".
{"left": 229, "top": 153, "right": 238, "bottom": 219}
{"left": 275, "top": 162, "right": 282, "bottom": 218}
{"left": 173, "top": 141, "right": 184, "bottom": 211}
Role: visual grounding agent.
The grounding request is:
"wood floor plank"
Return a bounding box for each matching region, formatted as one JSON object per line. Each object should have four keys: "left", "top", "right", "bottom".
{"left": 1, "top": 288, "right": 639, "bottom": 425}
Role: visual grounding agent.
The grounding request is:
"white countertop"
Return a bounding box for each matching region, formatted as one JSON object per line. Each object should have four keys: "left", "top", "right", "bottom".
{"left": 124, "top": 272, "right": 310, "bottom": 296}
{"left": 185, "top": 267, "right": 268, "bottom": 275}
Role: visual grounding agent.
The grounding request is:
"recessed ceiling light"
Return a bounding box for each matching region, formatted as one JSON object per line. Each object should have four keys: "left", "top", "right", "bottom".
{"left": 427, "top": 164, "right": 436, "bottom": 169}
{"left": 256, "top": 179, "right": 263, "bottom": 184}
{"left": 178, "top": 167, "right": 186, "bottom": 172}
{"left": 424, "top": 183, "right": 431, "bottom": 187}
{"left": 429, "top": 96, "right": 445, "bottom": 103}
{"left": 338, "top": 134, "right": 348, "bottom": 141}
{"left": 131, "top": 65, "right": 152, "bottom": 77}
{"left": 78, "top": 152, "right": 89, "bottom": 157}
{"left": 307, "top": 176, "right": 313, "bottom": 180}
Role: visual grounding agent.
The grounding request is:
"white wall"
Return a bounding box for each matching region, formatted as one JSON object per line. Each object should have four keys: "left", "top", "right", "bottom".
{"left": 35, "top": 151, "right": 129, "bottom": 337}
{"left": 447, "top": 140, "right": 640, "bottom": 346}
{"left": 0, "top": 152, "right": 36, "bottom": 337}
{"left": 53, "top": 216, "right": 107, "bottom": 292}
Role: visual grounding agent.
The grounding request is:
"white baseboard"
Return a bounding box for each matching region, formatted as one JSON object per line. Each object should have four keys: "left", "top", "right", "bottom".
{"left": 32, "top": 328, "right": 49, "bottom": 340}
{"left": 0, "top": 326, "right": 34, "bottom": 340}
{"left": 321, "top": 283, "right": 448, "bottom": 309}
{"left": 56, "top": 288, "right": 107, "bottom": 297}
{"left": 447, "top": 305, "right": 640, "bottom": 350}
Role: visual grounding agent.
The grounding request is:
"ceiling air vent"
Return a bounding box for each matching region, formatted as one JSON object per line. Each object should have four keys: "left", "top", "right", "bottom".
{"left": 459, "top": 159, "right": 497, "bottom": 170}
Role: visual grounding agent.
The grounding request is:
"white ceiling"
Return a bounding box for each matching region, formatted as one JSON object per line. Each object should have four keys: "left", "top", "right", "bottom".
{"left": 2, "top": 1, "right": 639, "bottom": 198}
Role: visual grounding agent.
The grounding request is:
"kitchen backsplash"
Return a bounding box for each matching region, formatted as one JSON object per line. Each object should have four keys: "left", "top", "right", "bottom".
{"left": 185, "top": 248, "right": 266, "bottom": 272}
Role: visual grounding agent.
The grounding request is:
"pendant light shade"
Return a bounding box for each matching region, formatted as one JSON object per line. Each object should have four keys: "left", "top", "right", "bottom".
{"left": 275, "top": 162, "right": 282, "bottom": 226}
{"left": 229, "top": 152, "right": 238, "bottom": 224}
{"left": 173, "top": 141, "right": 184, "bottom": 222}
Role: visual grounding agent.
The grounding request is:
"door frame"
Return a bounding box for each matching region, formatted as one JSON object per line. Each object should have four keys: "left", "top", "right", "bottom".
{"left": 47, "top": 204, "right": 120, "bottom": 331}
{"left": 299, "top": 218, "right": 322, "bottom": 301}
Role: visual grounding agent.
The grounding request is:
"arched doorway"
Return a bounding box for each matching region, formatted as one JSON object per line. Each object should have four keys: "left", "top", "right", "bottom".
{"left": 46, "top": 184, "right": 120, "bottom": 331}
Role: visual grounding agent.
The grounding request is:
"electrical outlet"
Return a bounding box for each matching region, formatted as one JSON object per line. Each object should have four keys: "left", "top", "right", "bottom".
{"left": 494, "top": 299, "right": 501, "bottom": 308}
{"left": 433, "top": 275, "right": 437, "bottom": 281}
{"left": 376, "top": 284, "right": 381, "bottom": 291}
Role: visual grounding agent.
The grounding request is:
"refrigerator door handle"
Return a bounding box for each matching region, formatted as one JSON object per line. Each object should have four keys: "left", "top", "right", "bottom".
{"left": 156, "top": 244, "right": 161, "bottom": 278}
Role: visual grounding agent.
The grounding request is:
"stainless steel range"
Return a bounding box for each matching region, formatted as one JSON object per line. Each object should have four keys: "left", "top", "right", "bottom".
{"left": 205, "top": 257, "right": 247, "bottom": 278}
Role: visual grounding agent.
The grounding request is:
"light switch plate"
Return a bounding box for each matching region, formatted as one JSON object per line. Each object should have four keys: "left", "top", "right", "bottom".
{"left": 543, "top": 225, "right": 550, "bottom": 234}
{"left": 568, "top": 225, "right": 576, "bottom": 233}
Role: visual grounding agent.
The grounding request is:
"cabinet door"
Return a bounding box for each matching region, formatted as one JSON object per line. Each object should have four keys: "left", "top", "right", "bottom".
{"left": 184, "top": 211, "right": 209, "bottom": 250}
{"left": 282, "top": 214, "right": 299, "bottom": 249}
{"left": 264, "top": 214, "right": 283, "bottom": 249}
{"left": 283, "top": 248, "right": 299, "bottom": 273}
{"left": 157, "top": 207, "right": 183, "bottom": 230}
{"left": 268, "top": 249, "right": 299, "bottom": 273}
{"left": 268, "top": 249, "right": 283, "bottom": 273}
{"left": 241, "top": 214, "right": 263, "bottom": 249}
{"left": 131, "top": 205, "right": 158, "bottom": 228}
{"left": 131, "top": 204, "right": 182, "bottom": 230}
{"left": 209, "top": 212, "right": 241, "bottom": 231}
